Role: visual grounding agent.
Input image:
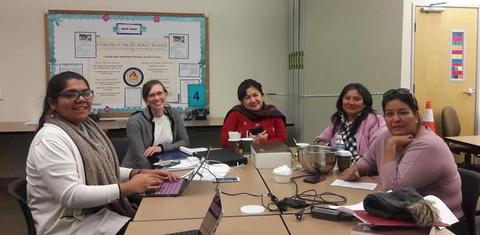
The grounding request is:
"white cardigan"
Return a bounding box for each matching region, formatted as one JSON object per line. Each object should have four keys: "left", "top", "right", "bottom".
{"left": 26, "top": 123, "right": 132, "bottom": 235}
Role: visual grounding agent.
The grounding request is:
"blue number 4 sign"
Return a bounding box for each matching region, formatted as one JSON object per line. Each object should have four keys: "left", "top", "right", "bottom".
{"left": 188, "top": 84, "right": 205, "bottom": 107}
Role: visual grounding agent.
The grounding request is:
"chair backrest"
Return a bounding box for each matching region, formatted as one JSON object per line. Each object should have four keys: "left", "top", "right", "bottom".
{"left": 442, "top": 106, "right": 461, "bottom": 137}
{"left": 7, "top": 178, "right": 36, "bottom": 235}
{"left": 458, "top": 168, "right": 480, "bottom": 235}
{"left": 110, "top": 137, "right": 129, "bottom": 163}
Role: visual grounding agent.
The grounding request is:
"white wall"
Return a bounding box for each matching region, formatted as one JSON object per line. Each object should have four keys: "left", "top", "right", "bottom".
{"left": 0, "top": 0, "right": 290, "bottom": 122}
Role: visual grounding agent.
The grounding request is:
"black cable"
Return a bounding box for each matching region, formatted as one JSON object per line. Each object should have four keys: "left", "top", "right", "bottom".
{"left": 221, "top": 191, "right": 262, "bottom": 197}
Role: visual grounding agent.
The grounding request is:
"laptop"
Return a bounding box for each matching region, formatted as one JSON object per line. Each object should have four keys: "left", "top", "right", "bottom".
{"left": 145, "top": 149, "right": 210, "bottom": 197}
{"left": 167, "top": 187, "right": 223, "bottom": 235}
{"left": 196, "top": 148, "right": 247, "bottom": 166}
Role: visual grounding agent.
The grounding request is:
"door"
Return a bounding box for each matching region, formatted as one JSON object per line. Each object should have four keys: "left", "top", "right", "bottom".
{"left": 414, "top": 7, "right": 478, "bottom": 136}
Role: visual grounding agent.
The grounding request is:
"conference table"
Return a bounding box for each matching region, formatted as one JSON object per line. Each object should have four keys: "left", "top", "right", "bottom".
{"left": 445, "top": 135, "right": 480, "bottom": 151}
{"left": 444, "top": 135, "right": 480, "bottom": 165}
{"left": 125, "top": 154, "right": 449, "bottom": 235}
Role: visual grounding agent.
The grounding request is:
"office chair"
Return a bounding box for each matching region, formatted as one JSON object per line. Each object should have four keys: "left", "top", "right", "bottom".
{"left": 458, "top": 168, "right": 480, "bottom": 235}
{"left": 110, "top": 137, "right": 129, "bottom": 163}
{"left": 442, "top": 106, "right": 480, "bottom": 169}
{"left": 7, "top": 178, "right": 36, "bottom": 235}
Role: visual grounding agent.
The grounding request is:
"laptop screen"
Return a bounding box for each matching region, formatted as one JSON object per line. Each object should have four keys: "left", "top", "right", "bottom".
{"left": 185, "top": 149, "right": 210, "bottom": 181}
{"left": 199, "top": 188, "right": 223, "bottom": 235}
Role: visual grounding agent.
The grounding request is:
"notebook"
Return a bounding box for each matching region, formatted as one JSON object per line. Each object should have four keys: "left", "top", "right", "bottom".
{"left": 353, "top": 210, "right": 417, "bottom": 228}
{"left": 144, "top": 149, "right": 210, "bottom": 197}
{"left": 167, "top": 187, "right": 223, "bottom": 235}
{"left": 196, "top": 148, "right": 247, "bottom": 166}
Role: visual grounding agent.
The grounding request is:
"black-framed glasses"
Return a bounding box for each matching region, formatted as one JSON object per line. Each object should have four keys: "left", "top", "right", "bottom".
{"left": 58, "top": 90, "right": 94, "bottom": 100}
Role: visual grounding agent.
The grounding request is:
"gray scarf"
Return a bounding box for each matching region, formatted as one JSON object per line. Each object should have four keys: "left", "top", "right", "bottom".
{"left": 45, "top": 115, "right": 135, "bottom": 217}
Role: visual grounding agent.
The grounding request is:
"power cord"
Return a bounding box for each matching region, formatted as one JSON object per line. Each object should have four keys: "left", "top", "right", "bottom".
{"left": 266, "top": 174, "right": 348, "bottom": 220}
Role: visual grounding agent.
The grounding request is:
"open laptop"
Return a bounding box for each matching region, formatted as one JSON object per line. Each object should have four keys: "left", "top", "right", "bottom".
{"left": 167, "top": 187, "right": 223, "bottom": 235}
{"left": 145, "top": 149, "right": 210, "bottom": 197}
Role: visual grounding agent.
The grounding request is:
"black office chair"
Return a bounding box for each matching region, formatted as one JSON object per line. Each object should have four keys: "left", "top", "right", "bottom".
{"left": 110, "top": 137, "right": 129, "bottom": 163}
{"left": 7, "top": 178, "right": 36, "bottom": 235}
{"left": 458, "top": 168, "right": 480, "bottom": 235}
{"left": 442, "top": 106, "right": 480, "bottom": 169}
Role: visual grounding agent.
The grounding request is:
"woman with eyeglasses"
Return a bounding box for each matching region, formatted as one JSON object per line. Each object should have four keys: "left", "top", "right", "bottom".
{"left": 220, "top": 79, "right": 287, "bottom": 147}
{"left": 27, "top": 72, "right": 178, "bottom": 235}
{"left": 314, "top": 83, "right": 387, "bottom": 163}
{"left": 341, "top": 88, "right": 467, "bottom": 233}
{"left": 121, "top": 80, "right": 189, "bottom": 169}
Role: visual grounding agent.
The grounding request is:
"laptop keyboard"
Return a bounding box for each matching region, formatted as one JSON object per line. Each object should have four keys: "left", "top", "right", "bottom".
{"left": 152, "top": 179, "right": 185, "bottom": 195}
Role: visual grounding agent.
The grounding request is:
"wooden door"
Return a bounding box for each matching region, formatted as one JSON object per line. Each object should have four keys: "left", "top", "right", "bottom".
{"left": 414, "top": 7, "right": 478, "bottom": 136}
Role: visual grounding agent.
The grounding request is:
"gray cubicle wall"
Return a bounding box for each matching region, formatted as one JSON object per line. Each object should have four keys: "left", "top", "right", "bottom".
{"left": 299, "top": 0, "right": 404, "bottom": 142}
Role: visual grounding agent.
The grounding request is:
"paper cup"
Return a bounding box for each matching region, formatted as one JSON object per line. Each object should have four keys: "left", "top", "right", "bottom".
{"left": 228, "top": 138, "right": 242, "bottom": 155}
{"left": 228, "top": 131, "right": 241, "bottom": 140}
{"left": 336, "top": 150, "right": 352, "bottom": 172}
{"left": 241, "top": 138, "right": 254, "bottom": 155}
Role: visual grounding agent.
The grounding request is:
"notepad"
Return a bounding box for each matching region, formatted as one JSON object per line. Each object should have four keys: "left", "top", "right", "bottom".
{"left": 330, "top": 179, "right": 377, "bottom": 190}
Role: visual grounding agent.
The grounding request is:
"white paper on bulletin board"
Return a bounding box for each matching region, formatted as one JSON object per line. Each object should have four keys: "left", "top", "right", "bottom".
{"left": 46, "top": 11, "right": 208, "bottom": 113}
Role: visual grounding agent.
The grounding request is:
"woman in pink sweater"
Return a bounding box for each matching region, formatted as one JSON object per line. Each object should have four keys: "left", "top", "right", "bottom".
{"left": 314, "top": 83, "right": 386, "bottom": 163}
{"left": 342, "top": 88, "right": 467, "bottom": 233}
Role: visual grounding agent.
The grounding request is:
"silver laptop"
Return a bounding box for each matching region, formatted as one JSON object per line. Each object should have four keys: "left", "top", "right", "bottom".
{"left": 167, "top": 187, "right": 223, "bottom": 235}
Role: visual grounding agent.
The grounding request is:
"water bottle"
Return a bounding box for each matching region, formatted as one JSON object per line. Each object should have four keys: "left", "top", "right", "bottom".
{"left": 334, "top": 134, "right": 345, "bottom": 151}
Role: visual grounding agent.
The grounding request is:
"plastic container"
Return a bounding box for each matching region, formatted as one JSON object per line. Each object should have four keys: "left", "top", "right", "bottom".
{"left": 273, "top": 172, "right": 292, "bottom": 183}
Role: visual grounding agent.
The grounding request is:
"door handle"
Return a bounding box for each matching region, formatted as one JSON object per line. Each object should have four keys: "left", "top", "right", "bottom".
{"left": 463, "top": 88, "right": 475, "bottom": 96}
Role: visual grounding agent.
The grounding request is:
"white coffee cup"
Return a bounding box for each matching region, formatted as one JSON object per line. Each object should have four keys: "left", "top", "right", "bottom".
{"left": 228, "top": 131, "right": 241, "bottom": 140}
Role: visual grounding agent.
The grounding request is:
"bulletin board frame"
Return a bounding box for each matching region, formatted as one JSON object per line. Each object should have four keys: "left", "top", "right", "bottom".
{"left": 45, "top": 10, "right": 209, "bottom": 116}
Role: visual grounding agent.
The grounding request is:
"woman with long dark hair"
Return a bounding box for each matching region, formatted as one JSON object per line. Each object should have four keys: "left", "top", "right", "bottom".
{"left": 314, "top": 83, "right": 386, "bottom": 163}
{"left": 27, "top": 72, "right": 177, "bottom": 234}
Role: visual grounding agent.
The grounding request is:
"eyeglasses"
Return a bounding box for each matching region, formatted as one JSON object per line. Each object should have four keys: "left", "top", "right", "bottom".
{"left": 58, "top": 90, "right": 94, "bottom": 100}
{"left": 147, "top": 91, "right": 165, "bottom": 99}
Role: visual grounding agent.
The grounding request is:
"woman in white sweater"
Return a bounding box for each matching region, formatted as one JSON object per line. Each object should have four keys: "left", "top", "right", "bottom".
{"left": 26, "top": 72, "right": 177, "bottom": 235}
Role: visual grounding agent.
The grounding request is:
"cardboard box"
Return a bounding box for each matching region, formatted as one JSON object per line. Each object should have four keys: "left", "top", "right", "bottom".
{"left": 251, "top": 143, "right": 292, "bottom": 168}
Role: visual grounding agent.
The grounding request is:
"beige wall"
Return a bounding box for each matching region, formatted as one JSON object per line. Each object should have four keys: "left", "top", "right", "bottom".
{"left": 0, "top": 0, "right": 290, "bottom": 122}
{"left": 300, "top": 0, "right": 404, "bottom": 142}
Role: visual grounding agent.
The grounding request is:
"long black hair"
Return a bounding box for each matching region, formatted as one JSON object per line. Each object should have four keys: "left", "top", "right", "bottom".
{"left": 37, "top": 71, "right": 89, "bottom": 131}
{"left": 330, "top": 83, "right": 376, "bottom": 137}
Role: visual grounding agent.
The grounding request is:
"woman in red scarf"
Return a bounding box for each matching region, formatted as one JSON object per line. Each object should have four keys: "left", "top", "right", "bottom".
{"left": 220, "top": 79, "right": 287, "bottom": 148}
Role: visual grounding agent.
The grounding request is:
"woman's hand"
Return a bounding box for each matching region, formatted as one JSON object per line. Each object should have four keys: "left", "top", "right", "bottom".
{"left": 381, "top": 134, "right": 414, "bottom": 167}
{"left": 144, "top": 146, "right": 163, "bottom": 157}
{"left": 386, "top": 135, "right": 414, "bottom": 153}
{"left": 314, "top": 139, "right": 328, "bottom": 146}
{"left": 341, "top": 166, "right": 360, "bottom": 181}
{"left": 257, "top": 130, "right": 269, "bottom": 142}
{"left": 141, "top": 169, "right": 179, "bottom": 182}
{"left": 120, "top": 173, "right": 163, "bottom": 196}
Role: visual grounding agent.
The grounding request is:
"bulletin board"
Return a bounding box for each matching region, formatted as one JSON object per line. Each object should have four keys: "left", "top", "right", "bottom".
{"left": 45, "top": 10, "right": 208, "bottom": 114}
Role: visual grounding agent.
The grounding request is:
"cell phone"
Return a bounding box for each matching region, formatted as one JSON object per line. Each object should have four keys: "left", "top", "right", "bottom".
{"left": 250, "top": 127, "right": 264, "bottom": 135}
{"left": 215, "top": 177, "right": 240, "bottom": 183}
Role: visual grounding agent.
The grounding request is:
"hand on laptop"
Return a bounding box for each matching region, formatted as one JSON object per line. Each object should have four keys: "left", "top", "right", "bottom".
{"left": 120, "top": 173, "right": 163, "bottom": 196}
{"left": 142, "top": 169, "right": 179, "bottom": 182}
